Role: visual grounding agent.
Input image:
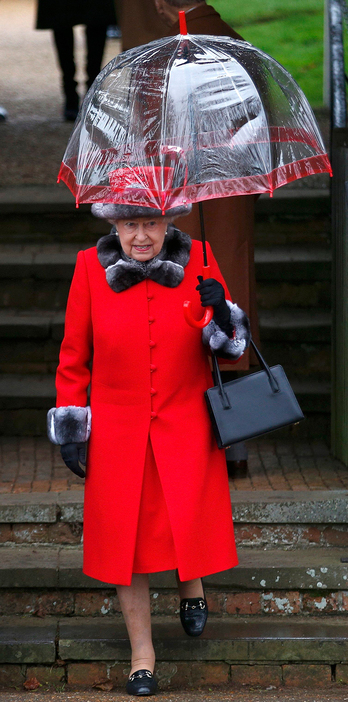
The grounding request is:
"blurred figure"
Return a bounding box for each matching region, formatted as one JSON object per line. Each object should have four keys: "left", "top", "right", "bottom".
{"left": 0, "top": 106, "right": 8, "bottom": 122}
{"left": 36, "top": 0, "right": 117, "bottom": 120}
{"left": 106, "top": 25, "right": 122, "bottom": 39}
{"left": 114, "top": 0, "right": 167, "bottom": 50}
{"left": 155, "top": 0, "right": 242, "bottom": 38}
{"left": 154, "top": 0, "right": 260, "bottom": 476}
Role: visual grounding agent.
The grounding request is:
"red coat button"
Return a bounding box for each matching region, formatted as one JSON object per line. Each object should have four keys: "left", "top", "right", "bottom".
{"left": 150, "top": 364, "right": 157, "bottom": 372}
{"left": 147, "top": 295, "right": 153, "bottom": 301}
{"left": 149, "top": 340, "right": 156, "bottom": 348}
{"left": 148, "top": 316, "right": 155, "bottom": 323}
{"left": 150, "top": 411, "right": 157, "bottom": 419}
{"left": 150, "top": 388, "right": 157, "bottom": 396}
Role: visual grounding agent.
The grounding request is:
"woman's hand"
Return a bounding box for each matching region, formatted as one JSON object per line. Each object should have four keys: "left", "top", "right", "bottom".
{"left": 196, "top": 277, "right": 226, "bottom": 308}
{"left": 196, "top": 277, "right": 233, "bottom": 337}
{"left": 60, "top": 442, "right": 86, "bottom": 478}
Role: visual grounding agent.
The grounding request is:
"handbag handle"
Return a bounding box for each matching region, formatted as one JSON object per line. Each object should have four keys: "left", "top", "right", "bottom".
{"left": 212, "top": 338, "right": 280, "bottom": 408}
{"left": 212, "top": 353, "right": 231, "bottom": 408}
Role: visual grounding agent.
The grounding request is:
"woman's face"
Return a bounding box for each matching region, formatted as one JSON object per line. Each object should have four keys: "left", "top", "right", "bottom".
{"left": 115, "top": 217, "right": 167, "bottom": 261}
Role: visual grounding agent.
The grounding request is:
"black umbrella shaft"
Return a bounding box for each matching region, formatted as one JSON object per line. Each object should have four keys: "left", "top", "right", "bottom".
{"left": 183, "top": 45, "right": 208, "bottom": 270}
{"left": 199, "top": 201, "right": 208, "bottom": 267}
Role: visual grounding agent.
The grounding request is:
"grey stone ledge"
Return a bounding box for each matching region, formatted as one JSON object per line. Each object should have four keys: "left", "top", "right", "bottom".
{"left": 1, "top": 546, "right": 348, "bottom": 591}
{"left": 231, "top": 490, "right": 348, "bottom": 523}
{"left": 0, "top": 492, "right": 58, "bottom": 523}
{"left": 0, "top": 490, "right": 347, "bottom": 525}
{"left": 58, "top": 615, "right": 348, "bottom": 663}
{"left": 255, "top": 188, "right": 330, "bottom": 215}
{"left": 207, "top": 548, "right": 348, "bottom": 590}
{"left": 0, "top": 545, "right": 59, "bottom": 587}
{"left": 1, "top": 613, "right": 347, "bottom": 666}
{"left": 0, "top": 616, "right": 57, "bottom": 663}
{"left": 0, "top": 311, "right": 65, "bottom": 340}
{"left": 0, "top": 309, "right": 331, "bottom": 344}
{"left": 57, "top": 491, "right": 84, "bottom": 522}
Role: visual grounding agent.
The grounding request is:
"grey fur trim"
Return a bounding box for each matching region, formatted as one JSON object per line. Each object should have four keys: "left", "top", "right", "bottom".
{"left": 47, "top": 406, "right": 91, "bottom": 445}
{"left": 202, "top": 300, "right": 251, "bottom": 360}
{"left": 91, "top": 202, "right": 192, "bottom": 220}
{"left": 97, "top": 225, "right": 192, "bottom": 292}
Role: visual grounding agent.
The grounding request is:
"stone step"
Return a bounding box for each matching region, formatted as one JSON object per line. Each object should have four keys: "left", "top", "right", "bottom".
{"left": 0, "top": 393, "right": 331, "bottom": 436}
{"left": 0, "top": 545, "right": 347, "bottom": 592}
{"left": 0, "top": 498, "right": 348, "bottom": 550}
{"left": 0, "top": 309, "right": 331, "bottom": 377}
{"left": 0, "top": 308, "right": 331, "bottom": 342}
{"left": 0, "top": 614, "right": 347, "bottom": 668}
{"left": 2, "top": 543, "right": 348, "bottom": 620}
{"left": 0, "top": 186, "right": 329, "bottom": 217}
{"left": 57, "top": 616, "right": 348, "bottom": 664}
{"left": 0, "top": 245, "right": 331, "bottom": 282}
{"left": 1, "top": 617, "right": 347, "bottom": 690}
{"left": 0, "top": 490, "right": 348, "bottom": 549}
{"left": 1, "top": 489, "right": 347, "bottom": 526}
{"left": 0, "top": 310, "right": 64, "bottom": 340}
{"left": 0, "top": 245, "right": 332, "bottom": 313}
{"left": 0, "top": 374, "right": 331, "bottom": 429}
{"left": 0, "top": 374, "right": 55, "bottom": 409}
{"left": 1, "top": 490, "right": 347, "bottom": 550}
{"left": 259, "top": 309, "right": 331, "bottom": 342}
{"left": 255, "top": 247, "right": 331, "bottom": 281}
{"left": 255, "top": 189, "right": 330, "bottom": 217}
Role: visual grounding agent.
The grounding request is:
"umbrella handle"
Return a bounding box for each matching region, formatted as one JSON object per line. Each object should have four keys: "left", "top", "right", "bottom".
{"left": 183, "top": 265, "right": 214, "bottom": 328}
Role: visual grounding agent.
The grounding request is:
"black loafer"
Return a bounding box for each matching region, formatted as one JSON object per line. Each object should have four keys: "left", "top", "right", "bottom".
{"left": 180, "top": 596, "right": 208, "bottom": 636}
{"left": 126, "top": 669, "right": 157, "bottom": 696}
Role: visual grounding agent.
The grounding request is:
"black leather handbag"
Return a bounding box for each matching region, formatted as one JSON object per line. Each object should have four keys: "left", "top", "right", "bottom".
{"left": 205, "top": 340, "right": 304, "bottom": 449}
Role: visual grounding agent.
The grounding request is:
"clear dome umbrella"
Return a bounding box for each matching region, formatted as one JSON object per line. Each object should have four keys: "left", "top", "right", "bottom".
{"left": 58, "top": 12, "right": 331, "bottom": 327}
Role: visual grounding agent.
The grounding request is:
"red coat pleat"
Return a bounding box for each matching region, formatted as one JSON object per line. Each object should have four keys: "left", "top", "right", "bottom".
{"left": 132, "top": 438, "right": 178, "bottom": 574}
{"left": 56, "top": 239, "right": 238, "bottom": 585}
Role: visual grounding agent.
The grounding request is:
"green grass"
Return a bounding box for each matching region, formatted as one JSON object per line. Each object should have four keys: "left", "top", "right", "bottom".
{"left": 208, "top": 0, "right": 324, "bottom": 106}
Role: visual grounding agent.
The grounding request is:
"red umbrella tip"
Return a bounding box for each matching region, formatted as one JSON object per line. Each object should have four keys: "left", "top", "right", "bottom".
{"left": 179, "top": 11, "right": 188, "bottom": 35}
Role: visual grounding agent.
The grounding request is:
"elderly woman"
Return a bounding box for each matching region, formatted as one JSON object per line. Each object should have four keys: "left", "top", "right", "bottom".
{"left": 47, "top": 203, "right": 250, "bottom": 696}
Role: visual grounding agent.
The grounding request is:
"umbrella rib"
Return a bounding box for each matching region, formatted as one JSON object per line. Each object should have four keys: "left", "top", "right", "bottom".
{"left": 243, "top": 58, "right": 273, "bottom": 191}
{"left": 200, "top": 39, "right": 272, "bottom": 188}
{"left": 159, "top": 35, "right": 182, "bottom": 207}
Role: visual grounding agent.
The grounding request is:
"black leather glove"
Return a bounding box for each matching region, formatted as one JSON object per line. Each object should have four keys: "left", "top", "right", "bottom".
{"left": 196, "top": 276, "right": 234, "bottom": 337}
{"left": 60, "top": 442, "right": 86, "bottom": 478}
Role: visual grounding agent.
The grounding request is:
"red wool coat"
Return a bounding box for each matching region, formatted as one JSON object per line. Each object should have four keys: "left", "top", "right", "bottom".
{"left": 56, "top": 239, "right": 238, "bottom": 585}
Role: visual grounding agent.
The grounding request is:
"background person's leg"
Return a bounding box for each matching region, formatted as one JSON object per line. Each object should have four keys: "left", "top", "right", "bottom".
{"left": 226, "top": 442, "right": 248, "bottom": 461}
{"left": 85, "top": 24, "right": 108, "bottom": 89}
{"left": 52, "top": 27, "right": 79, "bottom": 120}
{"left": 116, "top": 573, "right": 155, "bottom": 676}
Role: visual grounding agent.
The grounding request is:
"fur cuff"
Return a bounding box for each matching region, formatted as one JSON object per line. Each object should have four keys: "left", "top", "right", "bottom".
{"left": 47, "top": 406, "right": 91, "bottom": 445}
{"left": 202, "top": 300, "right": 251, "bottom": 360}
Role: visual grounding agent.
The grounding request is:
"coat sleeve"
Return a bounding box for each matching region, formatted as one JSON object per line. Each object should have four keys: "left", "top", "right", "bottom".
{"left": 47, "top": 250, "right": 93, "bottom": 445}
{"left": 201, "top": 242, "right": 251, "bottom": 360}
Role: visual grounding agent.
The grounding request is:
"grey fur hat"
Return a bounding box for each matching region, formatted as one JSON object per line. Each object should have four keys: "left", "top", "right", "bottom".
{"left": 91, "top": 202, "right": 192, "bottom": 220}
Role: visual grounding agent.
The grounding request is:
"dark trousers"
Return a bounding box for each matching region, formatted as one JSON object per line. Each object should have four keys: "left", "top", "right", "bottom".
{"left": 53, "top": 25, "right": 108, "bottom": 98}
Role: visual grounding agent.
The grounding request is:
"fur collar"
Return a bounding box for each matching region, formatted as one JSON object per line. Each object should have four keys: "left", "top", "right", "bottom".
{"left": 97, "top": 225, "right": 192, "bottom": 292}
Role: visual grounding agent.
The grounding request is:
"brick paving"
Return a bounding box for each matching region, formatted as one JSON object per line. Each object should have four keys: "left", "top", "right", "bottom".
{"left": 0, "top": 435, "right": 347, "bottom": 494}
{"left": 1, "top": 691, "right": 348, "bottom": 701}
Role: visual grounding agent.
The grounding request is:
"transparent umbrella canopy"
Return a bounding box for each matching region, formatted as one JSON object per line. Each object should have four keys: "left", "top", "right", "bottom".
{"left": 58, "top": 15, "right": 331, "bottom": 327}
{"left": 58, "top": 21, "right": 331, "bottom": 210}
